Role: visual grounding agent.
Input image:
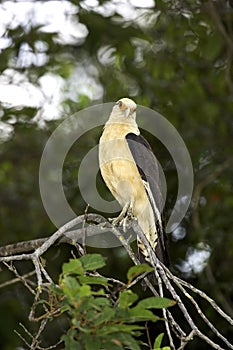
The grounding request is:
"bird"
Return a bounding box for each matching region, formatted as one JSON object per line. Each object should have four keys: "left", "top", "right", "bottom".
{"left": 98, "top": 97, "right": 169, "bottom": 270}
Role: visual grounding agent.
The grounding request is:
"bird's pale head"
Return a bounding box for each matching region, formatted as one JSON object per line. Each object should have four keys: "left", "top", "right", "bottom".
{"left": 112, "top": 97, "right": 137, "bottom": 119}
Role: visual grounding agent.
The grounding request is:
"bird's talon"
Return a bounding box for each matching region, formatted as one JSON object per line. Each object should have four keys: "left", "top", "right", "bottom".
{"left": 108, "top": 217, "right": 120, "bottom": 226}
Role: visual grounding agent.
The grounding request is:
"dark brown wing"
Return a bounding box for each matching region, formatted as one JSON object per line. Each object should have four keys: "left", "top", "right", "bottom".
{"left": 126, "top": 132, "right": 169, "bottom": 266}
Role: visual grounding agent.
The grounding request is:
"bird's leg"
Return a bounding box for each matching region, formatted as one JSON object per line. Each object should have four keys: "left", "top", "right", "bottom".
{"left": 109, "top": 202, "right": 131, "bottom": 226}
{"left": 121, "top": 202, "right": 134, "bottom": 231}
{"left": 126, "top": 202, "right": 133, "bottom": 219}
{"left": 109, "top": 202, "right": 134, "bottom": 232}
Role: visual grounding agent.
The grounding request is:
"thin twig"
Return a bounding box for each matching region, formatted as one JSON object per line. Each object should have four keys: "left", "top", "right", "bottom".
{"left": 145, "top": 321, "right": 153, "bottom": 350}
{"left": 81, "top": 204, "right": 89, "bottom": 254}
{"left": 16, "top": 322, "right": 35, "bottom": 347}
{"left": 205, "top": 265, "right": 233, "bottom": 319}
{"left": 171, "top": 274, "right": 233, "bottom": 349}
{"left": 154, "top": 261, "right": 175, "bottom": 349}
{"left": 172, "top": 274, "right": 233, "bottom": 326}
{"left": 0, "top": 266, "right": 35, "bottom": 292}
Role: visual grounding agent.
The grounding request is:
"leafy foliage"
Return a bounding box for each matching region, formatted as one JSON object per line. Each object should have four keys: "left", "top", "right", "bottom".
{"left": 153, "top": 333, "right": 170, "bottom": 350}
{"left": 54, "top": 254, "right": 173, "bottom": 350}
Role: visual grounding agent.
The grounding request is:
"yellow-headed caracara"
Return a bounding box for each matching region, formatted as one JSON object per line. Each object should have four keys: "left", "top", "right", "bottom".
{"left": 99, "top": 98, "right": 169, "bottom": 268}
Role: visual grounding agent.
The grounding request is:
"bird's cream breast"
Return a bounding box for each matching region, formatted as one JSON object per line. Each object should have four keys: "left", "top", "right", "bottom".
{"left": 99, "top": 124, "right": 149, "bottom": 207}
{"left": 99, "top": 124, "right": 137, "bottom": 166}
{"left": 100, "top": 123, "right": 138, "bottom": 141}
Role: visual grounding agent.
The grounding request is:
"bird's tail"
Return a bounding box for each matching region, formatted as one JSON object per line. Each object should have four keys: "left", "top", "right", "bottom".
{"left": 137, "top": 215, "right": 169, "bottom": 289}
{"left": 137, "top": 222, "right": 169, "bottom": 268}
{"left": 137, "top": 203, "right": 169, "bottom": 267}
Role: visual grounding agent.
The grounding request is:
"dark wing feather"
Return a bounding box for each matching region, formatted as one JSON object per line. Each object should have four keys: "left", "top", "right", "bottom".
{"left": 126, "top": 132, "right": 169, "bottom": 266}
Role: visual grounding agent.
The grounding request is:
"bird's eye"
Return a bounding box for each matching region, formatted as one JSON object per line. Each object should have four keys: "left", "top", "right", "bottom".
{"left": 116, "top": 100, "right": 123, "bottom": 108}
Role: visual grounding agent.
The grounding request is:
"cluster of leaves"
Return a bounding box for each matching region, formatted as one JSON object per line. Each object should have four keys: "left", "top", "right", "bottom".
{"left": 54, "top": 253, "right": 174, "bottom": 350}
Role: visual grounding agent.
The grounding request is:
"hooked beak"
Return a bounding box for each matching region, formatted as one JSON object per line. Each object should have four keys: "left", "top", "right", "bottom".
{"left": 124, "top": 108, "right": 130, "bottom": 118}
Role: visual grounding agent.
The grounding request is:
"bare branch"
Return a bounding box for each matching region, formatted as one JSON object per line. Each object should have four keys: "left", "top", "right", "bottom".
{"left": 0, "top": 267, "right": 35, "bottom": 291}
{"left": 172, "top": 273, "right": 233, "bottom": 326}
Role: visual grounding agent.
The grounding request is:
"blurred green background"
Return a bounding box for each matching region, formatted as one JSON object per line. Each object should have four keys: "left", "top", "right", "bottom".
{"left": 0, "top": 0, "right": 232, "bottom": 348}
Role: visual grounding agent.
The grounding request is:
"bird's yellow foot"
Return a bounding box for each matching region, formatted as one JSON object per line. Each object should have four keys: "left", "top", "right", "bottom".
{"left": 109, "top": 203, "right": 133, "bottom": 231}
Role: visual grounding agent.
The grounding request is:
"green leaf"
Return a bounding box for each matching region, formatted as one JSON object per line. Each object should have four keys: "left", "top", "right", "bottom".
{"left": 118, "top": 290, "right": 138, "bottom": 309}
{"left": 62, "top": 337, "right": 81, "bottom": 350}
{"left": 78, "top": 275, "right": 109, "bottom": 286}
{"left": 92, "top": 288, "right": 105, "bottom": 296}
{"left": 62, "top": 330, "right": 82, "bottom": 350}
{"left": 92, "top": 297, "right": 111, "bottom": 308}
{"left": 80, "top": 254, "right": 106, "bottom": 271}
{"left": 62, "top": 259, "right": 84, "bottom": 276}
{"left": 127, "top": 264, "right": 154, "bottom": 282}
{"left": 61, "top": 276, "right": 80, "bottom": 299}
{"left": 138, "top": 297, "right": 176, "bottom": 309}
{"left": 99, "top": 324, "right": 143, "bottom": 336}
{"left": 153, "top": 333, "right": 164, "bottom": 348}
{"left": 127, "top": 306, "right": 158, "bottom": 322}
{"left": 92, "top": 306, "right": 115, "bottom": 326}
{"left": 102, "top": 336, "right": 123, "bottom": 350}
{"left": 78, "top": 285, "right": 92, "bottom": 297}
{"left": 113, "top": 332, "right": 141, "bottom": 350}
{"left": 84, "top": 334, "right": 101, "bottom": 350}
